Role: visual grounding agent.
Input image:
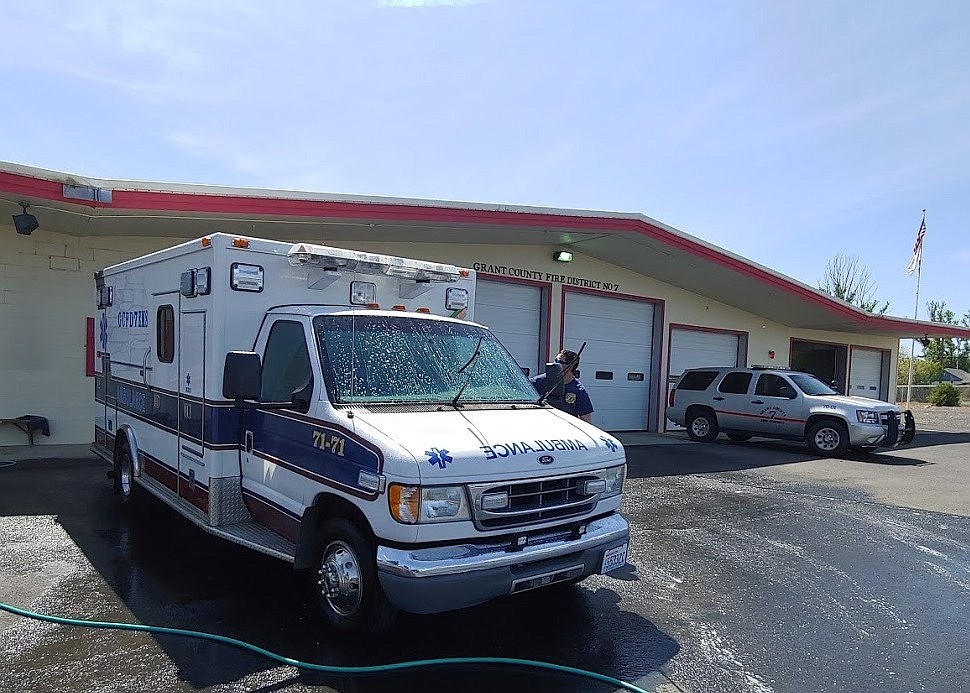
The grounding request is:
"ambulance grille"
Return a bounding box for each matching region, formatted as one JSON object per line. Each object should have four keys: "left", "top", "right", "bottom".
{"left": 468, "top": 474, "right": 599, "bottom": 529}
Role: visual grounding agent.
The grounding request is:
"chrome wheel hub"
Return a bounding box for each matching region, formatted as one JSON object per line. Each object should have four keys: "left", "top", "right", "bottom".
{"left": 691, "top": 418, "right": 710, "bottom": 437}
{"left": 320, "top": 541, "right": 361, "bottom": 616}
{"left": 119, "top": 464, "right": 132, "bottom": 496}
{"left": 815, "top": 428, "right": 840, "bottom": 451}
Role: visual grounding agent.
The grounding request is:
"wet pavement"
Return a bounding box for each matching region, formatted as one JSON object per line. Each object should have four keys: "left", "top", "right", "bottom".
{"left": 2, "top": 434, "right": 969, "bottom": 693}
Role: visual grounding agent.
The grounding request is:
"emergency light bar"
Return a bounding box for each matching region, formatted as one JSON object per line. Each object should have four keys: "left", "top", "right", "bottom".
{"left": 287, "top": 243, "right": 461, "bottom": 282}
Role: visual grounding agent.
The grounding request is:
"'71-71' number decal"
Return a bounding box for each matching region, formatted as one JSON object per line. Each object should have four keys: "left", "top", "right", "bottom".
{"left": 312, "top": 430, "right": 346, "bottom": 457}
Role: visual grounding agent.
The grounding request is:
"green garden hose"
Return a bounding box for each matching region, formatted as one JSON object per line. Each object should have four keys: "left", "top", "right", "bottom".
{"left": 0, "top": 600, "right": 651, "bottom": 692}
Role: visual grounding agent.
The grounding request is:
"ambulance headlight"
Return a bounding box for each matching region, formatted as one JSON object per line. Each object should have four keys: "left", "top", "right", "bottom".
{"left": 597, "top": 465, "right": 625, "bottom": 498}
{"left": 388, "top": 484, "right": 470, "bottom": 523}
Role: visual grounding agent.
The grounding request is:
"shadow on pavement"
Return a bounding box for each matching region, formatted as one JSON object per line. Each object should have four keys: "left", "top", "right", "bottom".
{"left": 625, "top": 436, "right": 943, "bottom": 478}
{"left": 904, "top": 430, "right": 970, "bottom": 450}
{"left": 1, "top": 457, "right": 678, "bottom": 692}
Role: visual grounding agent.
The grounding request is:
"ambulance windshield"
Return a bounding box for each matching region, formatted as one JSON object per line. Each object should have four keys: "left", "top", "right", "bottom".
{"left": 314, "top": 315, "right": 538, "bottom": 405}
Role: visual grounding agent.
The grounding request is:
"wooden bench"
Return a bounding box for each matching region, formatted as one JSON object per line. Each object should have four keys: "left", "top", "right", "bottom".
{"left": 0, "top": 416, "right": 50, "bottom": 446}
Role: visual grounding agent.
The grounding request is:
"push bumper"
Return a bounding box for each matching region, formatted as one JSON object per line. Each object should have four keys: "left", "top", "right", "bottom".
{"left": 376, "top": 513, "right": 630, "bottom": 614}
{"left": 849, "top": 409, "right": 917, "bottom": 448}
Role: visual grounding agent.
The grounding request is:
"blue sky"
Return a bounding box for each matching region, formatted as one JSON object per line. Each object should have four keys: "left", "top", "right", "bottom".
{"left": 2, "top": 0, "right": 967, "bottom": 322}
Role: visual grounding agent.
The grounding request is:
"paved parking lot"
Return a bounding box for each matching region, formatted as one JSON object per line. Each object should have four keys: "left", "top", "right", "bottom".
{"left": 2, "top": 410, "right": 969, "bottom": 693}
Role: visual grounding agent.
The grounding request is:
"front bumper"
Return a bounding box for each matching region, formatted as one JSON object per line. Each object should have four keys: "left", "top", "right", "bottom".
{"left": 376, "top": 513, "right": 630, "bottom": 614}
{"left": 848, "top": 409, "right": 916, "bottom": 448}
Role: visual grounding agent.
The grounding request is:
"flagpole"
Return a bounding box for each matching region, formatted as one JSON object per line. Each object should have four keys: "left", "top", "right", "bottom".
{"left": 905, "top": 209, "right": 926, "bottom": 407}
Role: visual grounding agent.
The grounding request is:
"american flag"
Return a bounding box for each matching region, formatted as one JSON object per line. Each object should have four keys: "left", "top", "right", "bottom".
{"left": 906, "top": 214, "right": 926, "bottom": 275}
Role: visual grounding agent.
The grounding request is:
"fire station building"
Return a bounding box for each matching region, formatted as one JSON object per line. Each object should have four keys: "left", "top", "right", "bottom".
{"left": 2, "top": 161, "right": 968, "bottom": 446}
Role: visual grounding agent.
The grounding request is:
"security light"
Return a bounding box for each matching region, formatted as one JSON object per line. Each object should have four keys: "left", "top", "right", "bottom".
{"left": 553, "top": 250, "right": 573, "bottom": 263}
{"left": 12, "top": 202, "right": 39, "bottom": 236}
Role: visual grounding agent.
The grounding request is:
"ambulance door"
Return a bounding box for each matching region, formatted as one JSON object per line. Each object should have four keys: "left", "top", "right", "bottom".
{"left": 178, "top": 310, "right": 209, "bottom": 513}
{"left": 240, "top": 317, "right": 316, "bottom": 533}
{"left": 140, "top": 294, "right": 179, "bottom": 489}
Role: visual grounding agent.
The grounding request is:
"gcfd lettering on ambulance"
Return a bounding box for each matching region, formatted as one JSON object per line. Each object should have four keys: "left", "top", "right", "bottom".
{"left": 117, "top": 309, "right": 149, "bottom": 328}
{"left": 481, "top": 439, "right": 588, "bottom": 459}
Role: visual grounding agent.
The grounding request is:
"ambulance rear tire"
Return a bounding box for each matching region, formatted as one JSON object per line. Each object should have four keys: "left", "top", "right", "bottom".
{"left": 114, "top": 445, "right": 139, "bottom": 507}
{"left": 313, "top": 518, "right": 396, "bottom": 635}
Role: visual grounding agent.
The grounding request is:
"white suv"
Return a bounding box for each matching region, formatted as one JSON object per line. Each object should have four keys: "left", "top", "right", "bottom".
{"left": 667, "top": 366, "right": 916, "bottom": 456}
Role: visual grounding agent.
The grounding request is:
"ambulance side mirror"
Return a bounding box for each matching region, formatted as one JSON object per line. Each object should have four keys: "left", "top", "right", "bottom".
{"left": 223, "top": 351, "right": 262, "bottom": 401}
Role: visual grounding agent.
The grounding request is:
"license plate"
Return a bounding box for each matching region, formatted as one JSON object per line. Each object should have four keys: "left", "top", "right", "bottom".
{"left": 600, "top": 543, "right": 628, "bottom": 574}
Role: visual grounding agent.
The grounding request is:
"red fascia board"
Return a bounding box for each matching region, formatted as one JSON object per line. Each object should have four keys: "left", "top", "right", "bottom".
{"left": 5, "top": 170, "right": 970, "bottom": 338}
{"left": 114, "top": 190, "right": 970, "bottom": 337}
{"left": 0, "top": 171, "right": 69, "bottom": 202}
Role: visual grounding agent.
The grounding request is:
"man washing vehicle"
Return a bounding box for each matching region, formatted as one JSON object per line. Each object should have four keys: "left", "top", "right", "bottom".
{"left": 531, "top": 349, "right": 594, "bottom": 422}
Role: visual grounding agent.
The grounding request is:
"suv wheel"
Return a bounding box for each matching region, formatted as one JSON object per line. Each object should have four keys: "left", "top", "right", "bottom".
{"left": 806, "top": 420, "right": 849, "bottom": 456}
{"left": 686, "top": 409, "right": 719, "bottom": 443}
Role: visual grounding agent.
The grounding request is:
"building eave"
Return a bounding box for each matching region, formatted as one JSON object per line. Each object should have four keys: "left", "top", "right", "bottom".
{"left": 2, "top": 160, "right": 968, "bottom": 340}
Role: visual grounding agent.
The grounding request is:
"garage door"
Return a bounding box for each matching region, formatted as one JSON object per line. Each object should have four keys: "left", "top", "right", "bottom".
{"left": 474, "top": 279, "right": 543, "bottom": 377}
{"left": 667, "top": 328, "right": 741, "bottom": 430}
{"left": 849, "top": 349, "right": 884, "bottom": 399}
{"left": 563, "top": 292, "right": 655, "bottom": 431}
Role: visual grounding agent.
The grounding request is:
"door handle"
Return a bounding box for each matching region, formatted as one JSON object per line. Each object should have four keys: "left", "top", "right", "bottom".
{"left": 141, "top": 348, "right": 151, "bottom": 384}
{"left": 751, "top": 400, "right": 764, "bottom": 404}
{"left": 713, "top": 396, "right": 724, "bottom": 401}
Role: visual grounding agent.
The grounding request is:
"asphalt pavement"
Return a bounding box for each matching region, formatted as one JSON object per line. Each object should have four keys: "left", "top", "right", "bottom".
{"left": 2, "top": 431, "right": 969, "bottom": 693}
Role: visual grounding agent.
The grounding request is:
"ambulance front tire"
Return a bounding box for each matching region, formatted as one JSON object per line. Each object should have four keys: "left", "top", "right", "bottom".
{"left": 313, "top": 518, "right": 397, "bottom": 635}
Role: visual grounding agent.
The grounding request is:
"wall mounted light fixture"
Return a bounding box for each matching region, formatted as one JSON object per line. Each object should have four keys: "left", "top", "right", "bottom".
{"left": 12, "top": 201, "right": 39, "bottom": 236}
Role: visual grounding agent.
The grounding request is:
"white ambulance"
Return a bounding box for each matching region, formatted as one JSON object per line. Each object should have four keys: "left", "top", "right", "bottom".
{"left": 91, "top": 233, "right": 630, "bottom": 632}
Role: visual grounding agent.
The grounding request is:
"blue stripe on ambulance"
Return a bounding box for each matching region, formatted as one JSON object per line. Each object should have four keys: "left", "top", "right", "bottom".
{"left": 95, "top": 374, "right": 380, "bottom": 494}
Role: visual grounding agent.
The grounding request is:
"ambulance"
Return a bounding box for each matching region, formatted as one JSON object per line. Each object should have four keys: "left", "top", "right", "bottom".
{"left": 91, "top": 233, "right": 630, "bottom": 632}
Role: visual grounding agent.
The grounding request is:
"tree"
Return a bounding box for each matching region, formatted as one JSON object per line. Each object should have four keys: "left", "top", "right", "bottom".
{"left": 897, "top": 353, "right": 943, "bottom": 385}
{"left": 918, "top": 300, "right": 970, "bottom": 371}
{"left": 818, "top": 254, "right": 889, "bottom": 314}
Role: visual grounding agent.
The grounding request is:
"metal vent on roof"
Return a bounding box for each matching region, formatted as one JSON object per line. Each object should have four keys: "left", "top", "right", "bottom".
{"left": 63, "top": 184, "right": 113, "bottom": 203}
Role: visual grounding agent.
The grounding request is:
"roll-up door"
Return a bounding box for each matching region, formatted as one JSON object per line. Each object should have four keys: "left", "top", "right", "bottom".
{"left": 849, "top": 348, "right": 885, "bottom": 400}
{"left": 474, "top": 279, "right": 543, "bottom": 377}
{"left": 667, "top": 327, "right": 742, "bottom": 430}
{"left": 562, "top": 292, "right": 655, "bottom": 431}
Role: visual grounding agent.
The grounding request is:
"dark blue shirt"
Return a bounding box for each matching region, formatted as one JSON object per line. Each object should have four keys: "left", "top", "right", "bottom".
{"left": 530, "top": 374, "right": 594, "bottom": 418}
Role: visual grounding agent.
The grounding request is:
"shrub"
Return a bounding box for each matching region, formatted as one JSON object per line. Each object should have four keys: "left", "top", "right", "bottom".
{"left": 928, "top": 382, "right": 960, "bottom": 407}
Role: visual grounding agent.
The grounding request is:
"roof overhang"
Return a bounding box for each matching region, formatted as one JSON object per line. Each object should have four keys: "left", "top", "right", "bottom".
{"left": 2, "top": 160, "right": 968, "bottom": 340}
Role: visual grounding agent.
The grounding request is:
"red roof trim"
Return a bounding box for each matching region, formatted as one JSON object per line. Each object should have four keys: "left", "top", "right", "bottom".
{"left": 4, "top": 169, "right": 969, "bottom": 339}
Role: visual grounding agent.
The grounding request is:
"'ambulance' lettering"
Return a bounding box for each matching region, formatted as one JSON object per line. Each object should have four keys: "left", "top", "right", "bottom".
{"left": 480, "top": 439, "right": 588, "bottom": 459}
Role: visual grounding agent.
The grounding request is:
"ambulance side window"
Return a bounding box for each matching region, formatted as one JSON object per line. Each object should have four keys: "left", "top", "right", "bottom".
{"left": 261, "top": 320, "right": 313, "bottom": 402}
{"left": 157, "top": 305, "right": 175, "bottom": 363}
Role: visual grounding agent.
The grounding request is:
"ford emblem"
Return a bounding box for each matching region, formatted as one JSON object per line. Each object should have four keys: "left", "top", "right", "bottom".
{"left": 538, "top": 455, "right": 554, "bottom": 465}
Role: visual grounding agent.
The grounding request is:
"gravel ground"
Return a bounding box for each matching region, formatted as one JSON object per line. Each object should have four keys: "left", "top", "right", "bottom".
{"left": 905, "top": 403, "right": 970, "bottom": 433}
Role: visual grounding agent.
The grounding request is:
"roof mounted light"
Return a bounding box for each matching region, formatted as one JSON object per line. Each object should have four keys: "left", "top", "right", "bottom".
{"left": 287, "top": 243, "right": 461, "bottom": 282}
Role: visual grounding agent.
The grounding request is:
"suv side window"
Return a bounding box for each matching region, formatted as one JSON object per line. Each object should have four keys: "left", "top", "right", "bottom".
{"left": 755, "top": 373, "right": 792, "bottom": 398}
{"left": 718, "top": 371, "right": 752, "bottom": 394}
{"left": 678, "top": 370, "right": 719, "bottom": 391}
{"left": 261, "top": 320, "right": 313, "bottom": 402}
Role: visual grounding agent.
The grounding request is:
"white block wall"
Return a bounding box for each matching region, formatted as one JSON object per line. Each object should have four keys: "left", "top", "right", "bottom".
{"left": 0, "top": 226, "right": 179, "bottom": 445}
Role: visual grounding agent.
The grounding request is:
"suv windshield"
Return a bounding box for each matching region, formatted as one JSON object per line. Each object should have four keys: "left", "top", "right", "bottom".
{"left": 789, "top": 373, "right": 838, "bottom": 396}
{"left": 313, "top": 314, "right": 538, "bottom": 405}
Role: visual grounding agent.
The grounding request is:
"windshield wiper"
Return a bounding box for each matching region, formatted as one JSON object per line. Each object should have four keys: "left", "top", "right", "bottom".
{"left": 452, "top": 335, "right": 484, "bottom": 408}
